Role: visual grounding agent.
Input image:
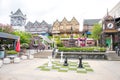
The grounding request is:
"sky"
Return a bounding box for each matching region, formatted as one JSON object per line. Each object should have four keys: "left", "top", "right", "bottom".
{"left": 0, "top": 0, "right": 120, "bottom": 26}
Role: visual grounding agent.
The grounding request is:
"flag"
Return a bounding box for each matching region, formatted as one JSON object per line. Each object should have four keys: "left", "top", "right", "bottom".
{"left": 16, "top": 38, "right": 20, "bottom": 52}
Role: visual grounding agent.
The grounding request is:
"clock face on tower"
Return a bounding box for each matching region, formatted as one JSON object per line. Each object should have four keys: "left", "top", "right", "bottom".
{"left": 107, "top": 23, "right": 114, "bottom": 29}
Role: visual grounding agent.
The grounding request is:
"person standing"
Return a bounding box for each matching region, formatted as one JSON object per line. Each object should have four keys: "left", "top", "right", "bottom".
{"left": 117, "top": 44, "right": 120, "bottom": 56}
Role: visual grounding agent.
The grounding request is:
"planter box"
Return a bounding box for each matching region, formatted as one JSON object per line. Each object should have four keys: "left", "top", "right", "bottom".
{"left": 55, "top": 52, "right": 107, "bottom": 59}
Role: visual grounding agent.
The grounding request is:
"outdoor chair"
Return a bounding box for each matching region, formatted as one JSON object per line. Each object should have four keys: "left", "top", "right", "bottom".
{"left": 3, "top": 58, "right": 11, "bottom": 64}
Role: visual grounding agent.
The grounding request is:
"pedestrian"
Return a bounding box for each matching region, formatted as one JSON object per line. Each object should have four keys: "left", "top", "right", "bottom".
{"left": 52, "top": 48, "right": 56, "bottom": 58}
{"left": 115, "top": 46, "right": 118, "bottom": 54}
{"left": 117, "top": 44, "right": 120, "bottom": 56}
{"left": 48, "top": 44, "right": 50, "bottom": 49}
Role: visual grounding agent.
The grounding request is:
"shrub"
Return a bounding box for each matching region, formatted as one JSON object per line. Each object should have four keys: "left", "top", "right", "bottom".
{"left": 100, "top": 47, "right": 106, "bottom": 52}
{"left": 6, "top": 50, "right": 18, "bottom": 55}
{"left": 58, "top": 47, "right": 106, "bottom": 52}
{"left": 21, "top": 43, "right": 29, "bottom": 49}
{"left": 57, "top": 43, "right": 64, "bottom": 47}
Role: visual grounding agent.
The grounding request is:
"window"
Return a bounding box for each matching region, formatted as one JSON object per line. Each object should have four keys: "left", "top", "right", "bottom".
{"left": 60, "top": 26, "right": 63, "bottom": 29}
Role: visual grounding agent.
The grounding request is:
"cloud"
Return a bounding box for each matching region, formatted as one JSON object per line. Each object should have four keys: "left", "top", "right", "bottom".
{"left": 0, "top": 0, "right": 119, "bottom": 24}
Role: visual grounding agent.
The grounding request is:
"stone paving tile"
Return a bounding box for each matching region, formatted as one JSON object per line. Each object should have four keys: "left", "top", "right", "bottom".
{"left": 0, "top": 58, "right": 120, "bottom": 80}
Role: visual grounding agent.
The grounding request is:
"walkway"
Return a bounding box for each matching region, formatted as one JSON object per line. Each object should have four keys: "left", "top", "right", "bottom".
{"left": 0, "top": 58, "right": 120, "bottom": 80}
{"left": 34, "top": 50, "right": 52, "bottom": 58}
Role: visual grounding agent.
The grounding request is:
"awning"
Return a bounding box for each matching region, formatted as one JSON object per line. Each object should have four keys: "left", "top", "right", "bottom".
{"left": 86, "top": 31, "right": 91, "bottom": 35}
{"left": 0, "top": 32, "right": 19, "bottom": 40}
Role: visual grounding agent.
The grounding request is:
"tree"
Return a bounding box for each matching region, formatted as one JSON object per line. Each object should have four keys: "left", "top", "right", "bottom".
{"left": 91, "top": 23, "right": 102, "bottom": 46}
{"left": 12, "top": 31, "right": 32, "bottom": 44}
{"left": 0, "top": 24, "right": 14, "bottom": 33}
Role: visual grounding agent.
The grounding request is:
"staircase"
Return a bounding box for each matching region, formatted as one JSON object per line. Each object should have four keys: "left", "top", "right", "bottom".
{"left": 105, "top": 51, "right": 120, "bottom": 61}
{"left": 34, "top": 50, "right": 52, "bottom": 58}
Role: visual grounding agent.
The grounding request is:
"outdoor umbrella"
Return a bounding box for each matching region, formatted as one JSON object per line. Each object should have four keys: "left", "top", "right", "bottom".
{"left": 16, "top": 38, "right": 20, "bottom": 52}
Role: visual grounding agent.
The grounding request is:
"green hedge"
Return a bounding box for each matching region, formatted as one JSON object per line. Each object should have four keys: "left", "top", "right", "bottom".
{"left": 58, "top": 47, "right": 106, "bottom": 52}
{"left": 6, "top": 50, "right": 18, "bottom": 55}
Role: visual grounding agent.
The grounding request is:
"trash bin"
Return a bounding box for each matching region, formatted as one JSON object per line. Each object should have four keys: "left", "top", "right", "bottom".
{"left": 0, "top": 50, "right": 5, "bottom": 59}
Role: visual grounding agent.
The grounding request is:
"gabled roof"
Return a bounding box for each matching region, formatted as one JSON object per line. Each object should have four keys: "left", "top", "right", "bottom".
{"left": 13, "top": 9, "right": 23, "bottom": 16}
{"left": 39, "top": 20, "right": 52, "bottom": 29}
{"left": 25, "top": 21, "right": 33, "bottom": 28}
{"left": 33, "top": 21, "right": 40, "bottom": 27}
{"left": 84, "top": 19, "right": 100, "bottom": 26}
{"left": 25, "top": 20, "right": 52, "bottom": 29}
{"left": 61, "top": 17, "right": 69, "bottom": 25}
{"left": 11, "top": 9, "right": 26, "bottom": 19}
{"left": 62, "top": 17, "right": 68, "bottom": 22}
{"left": 40, "top": 20, "right": 48, "bottom": 26}
{"left": 70, "top": 17, "right": 79, "bottom": 25}
{"left": 53, "top": 19, "right": 60, "bottom": 27}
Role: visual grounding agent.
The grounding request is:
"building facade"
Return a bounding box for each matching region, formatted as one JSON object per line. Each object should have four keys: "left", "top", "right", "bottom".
{"left": 83, "top": 19, "right": 100, "bottom": 35}
{"left": 109, "top": 1, "right": 120, "bottom": 18}
{"left": 82, "top": 19, "right": 100, "bottom": 46}
{"left": 25, "top": 20, "right": 52, "bottom": 36}
{"left": 101, "top": 13, "right": 120, "bottom": 50}
{"left": 10, "top": 9, "right": 26, "bottom": 31}
{"left": 100, "top": 1, "right": 120, "bottom": 50}
{"left": 52, "top": 17, "right": 81, "bottom": 47}
{"left": 52, "top": 17, "right": 80, "bottom": 38}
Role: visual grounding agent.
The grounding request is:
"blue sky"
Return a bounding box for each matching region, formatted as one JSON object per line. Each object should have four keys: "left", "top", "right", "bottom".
{"left": 0, "top": 0, "right": 119, "bottom": 25}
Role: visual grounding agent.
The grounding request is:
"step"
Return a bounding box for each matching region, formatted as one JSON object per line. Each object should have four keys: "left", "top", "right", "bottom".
{"left": 34, "top": 51, "right": 52, "bottom": 58}
{"left": 105, "top": 52, "right": 120, "bottom": 61}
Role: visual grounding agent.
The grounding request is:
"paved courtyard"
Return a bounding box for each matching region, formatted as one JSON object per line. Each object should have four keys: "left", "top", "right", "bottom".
{"left": 0, "top": 58, "right": 120, "bottom": 80}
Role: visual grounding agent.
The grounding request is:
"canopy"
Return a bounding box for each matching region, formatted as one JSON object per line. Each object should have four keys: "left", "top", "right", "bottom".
{"left": 0, "top": 32, "right": 19, "bottom": 40}
{"left": 0, "top": 32, "right": 20, "bottom": 51}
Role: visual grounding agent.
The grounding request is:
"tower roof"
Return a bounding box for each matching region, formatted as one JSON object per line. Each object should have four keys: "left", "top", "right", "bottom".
{"left": 10, "top": 9, "right": 26, "bottom": 19}
{"left": 104, "top": 15, "right": 114, "bottom": 20}
{"left": 103, "top": 9, "right": 114, "bottom": 20}
{"left": 13, "top": 9, "right": 24, "bottom": 16}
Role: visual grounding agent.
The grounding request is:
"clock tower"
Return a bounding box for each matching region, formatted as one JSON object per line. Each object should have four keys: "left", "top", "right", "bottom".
{"left": 101, "top": 13, "right": 118, "bottom": 50}
{"left": 10, "top": 9, "right": 26, "bottom": 31}
{"left": 102, "top": 14, "right": 115, "bottom": 30}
